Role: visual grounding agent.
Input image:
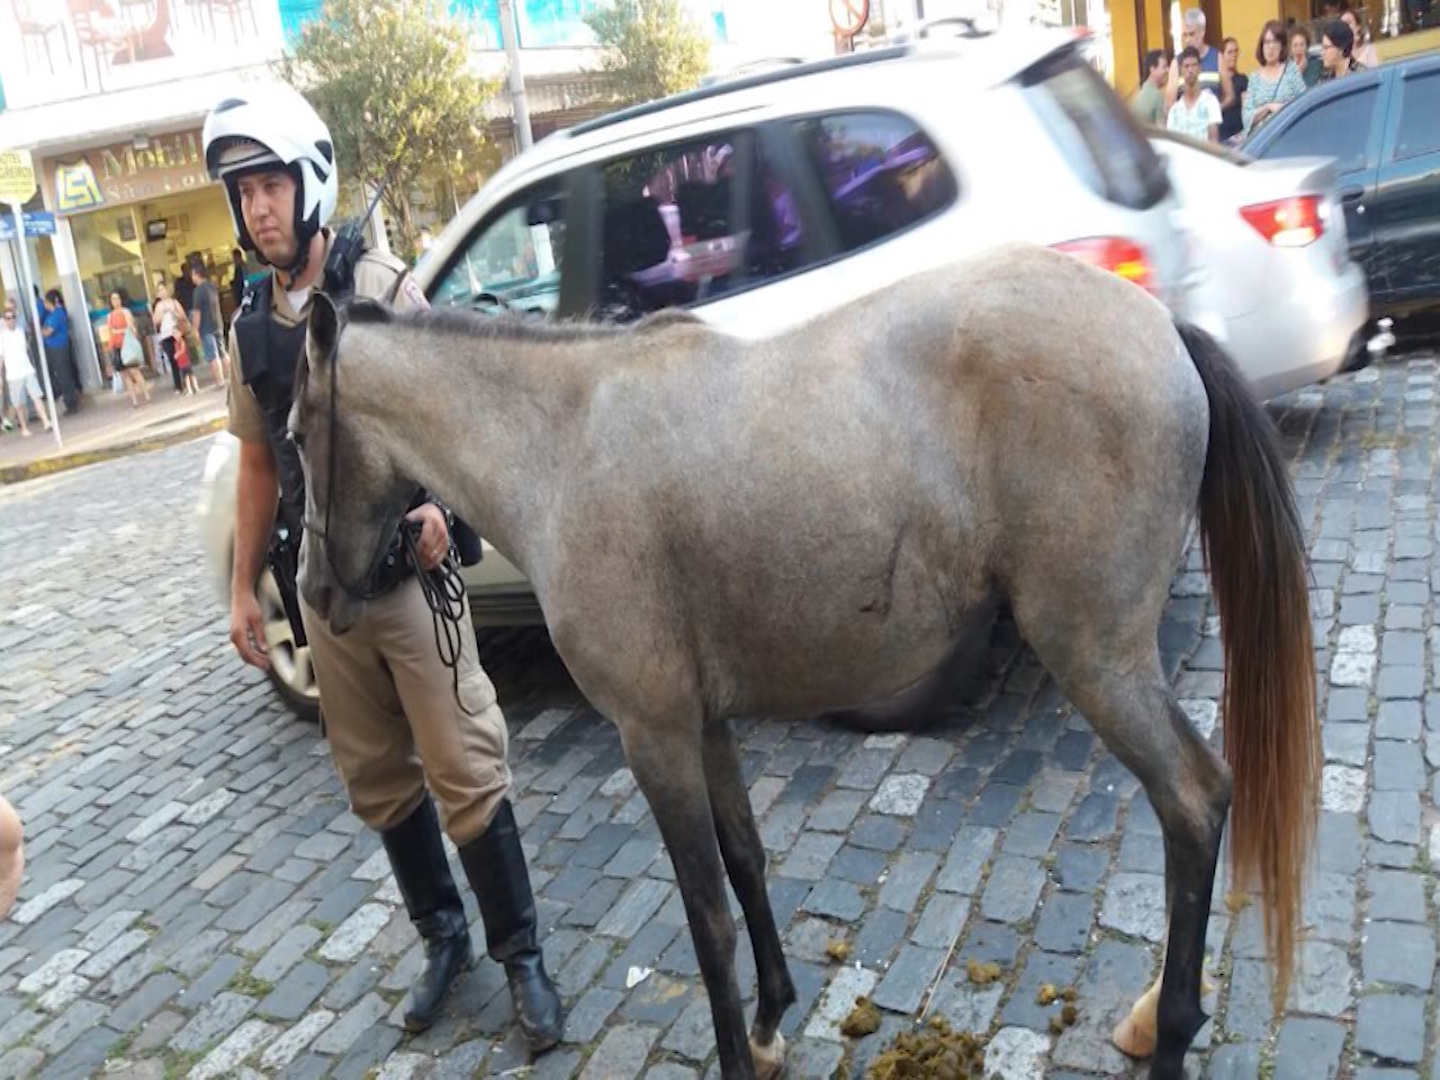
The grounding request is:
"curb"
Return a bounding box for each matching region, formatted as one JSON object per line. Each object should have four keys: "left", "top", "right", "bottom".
{"left": 0, "top": 416, "right": 228, "bottom": 485}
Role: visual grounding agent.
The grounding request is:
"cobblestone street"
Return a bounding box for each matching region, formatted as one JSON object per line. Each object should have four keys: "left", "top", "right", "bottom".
{"left": 1, "top": 354, "right": 1438, "bottom": 1079}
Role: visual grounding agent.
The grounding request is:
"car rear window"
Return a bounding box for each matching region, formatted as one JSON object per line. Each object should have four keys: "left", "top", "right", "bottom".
{"left": 1021, "top": 50, "right": 1170, "bottom": 210}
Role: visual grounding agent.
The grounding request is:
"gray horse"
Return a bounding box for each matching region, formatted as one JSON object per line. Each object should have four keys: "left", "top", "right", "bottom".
{"left": 293, "top": 244, "right": 1317, "bottom": 1079}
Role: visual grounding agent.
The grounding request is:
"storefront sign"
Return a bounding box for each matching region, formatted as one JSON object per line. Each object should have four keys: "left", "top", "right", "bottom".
{"left": 46, "top": 131, "right": 213, "bottom": 215}
{"left": 0, "top": 149, "right": 36, "bottom": 205}
{"left": 0, "top": 211, "right": 57, "bottom": 240}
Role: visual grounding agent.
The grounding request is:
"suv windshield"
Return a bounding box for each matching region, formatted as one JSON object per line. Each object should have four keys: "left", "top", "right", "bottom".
{"left": 1022, "top": 50, "right": 1171, "bottom": 209}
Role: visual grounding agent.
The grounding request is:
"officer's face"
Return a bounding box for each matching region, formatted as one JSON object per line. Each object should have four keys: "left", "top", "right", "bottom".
{"left": 237, "top": 170, "right": 300, "bottom": 267}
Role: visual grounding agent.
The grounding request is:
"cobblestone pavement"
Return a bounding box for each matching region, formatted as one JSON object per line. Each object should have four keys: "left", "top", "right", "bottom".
{"left": 0, "top": 355, "right": 1437, "bottom": 1080}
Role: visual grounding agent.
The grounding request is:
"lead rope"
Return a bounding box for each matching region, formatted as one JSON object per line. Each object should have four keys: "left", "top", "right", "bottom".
{"left": 399, "top": 525, "right": 477, "bottom": 716}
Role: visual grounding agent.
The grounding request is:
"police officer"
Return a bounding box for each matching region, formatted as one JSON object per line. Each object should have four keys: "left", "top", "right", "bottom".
{"left": 204, "top": 84, "right": 564, "bottom": 1053}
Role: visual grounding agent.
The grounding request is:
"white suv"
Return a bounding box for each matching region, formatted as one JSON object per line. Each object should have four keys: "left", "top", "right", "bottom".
{"left": 198, "top": 26, "right": 1230, "bottom": 719}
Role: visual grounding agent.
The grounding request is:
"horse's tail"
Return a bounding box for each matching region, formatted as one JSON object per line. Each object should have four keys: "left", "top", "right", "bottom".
{"left": 1178, "top": 320, "right": 1318, "bottom": 1011}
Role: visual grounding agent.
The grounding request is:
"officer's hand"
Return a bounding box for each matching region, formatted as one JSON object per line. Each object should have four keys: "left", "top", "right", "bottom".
{"left": 230, "top": 589, "right": 271, "bottom": 671}
{"left": 406, "top": 503, "right": 450, "bottom": 571}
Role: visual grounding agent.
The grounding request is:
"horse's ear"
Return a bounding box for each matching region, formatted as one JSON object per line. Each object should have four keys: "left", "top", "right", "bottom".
{"left": 307, "top": 292, "right": 340, "bottom": 370}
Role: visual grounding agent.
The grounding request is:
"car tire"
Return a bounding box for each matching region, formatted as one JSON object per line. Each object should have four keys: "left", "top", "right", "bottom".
{"left": 257, "top": 564, "right": 321, "bottom": 724}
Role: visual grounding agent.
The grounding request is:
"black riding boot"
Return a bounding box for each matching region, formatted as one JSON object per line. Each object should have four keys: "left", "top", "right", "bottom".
{"left": 380, "top": 795, "right": 474, "bottom": 1032}
{"left": 459, "top": 799, "right": 565, "bottom": 1053}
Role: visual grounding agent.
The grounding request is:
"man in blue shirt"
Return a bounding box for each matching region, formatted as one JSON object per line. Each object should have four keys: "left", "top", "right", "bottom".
{"left": 38, "top": 289, "right": 81, "bottom": 414}
{"left": 1166, "top": 8, "right": 1231, "bottom": 113}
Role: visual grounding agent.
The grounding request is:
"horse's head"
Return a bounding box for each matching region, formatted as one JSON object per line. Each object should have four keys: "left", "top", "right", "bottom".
{"left": 293, "top": 294, "right": 417, "bottom": 635}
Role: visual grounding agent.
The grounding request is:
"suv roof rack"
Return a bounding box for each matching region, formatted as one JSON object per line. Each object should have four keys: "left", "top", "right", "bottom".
{"left": 569, "top": 45, "right": 913, "bottom": 137}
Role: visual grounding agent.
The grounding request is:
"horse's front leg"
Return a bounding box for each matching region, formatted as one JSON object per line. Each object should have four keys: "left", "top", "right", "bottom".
{"left": 618, "top": 711, "right": 757, "bottom": 1078}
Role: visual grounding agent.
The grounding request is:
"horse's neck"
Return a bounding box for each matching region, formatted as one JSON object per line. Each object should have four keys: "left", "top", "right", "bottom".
{"left": 358, "top": 324, "right": 587, "bottom": 566}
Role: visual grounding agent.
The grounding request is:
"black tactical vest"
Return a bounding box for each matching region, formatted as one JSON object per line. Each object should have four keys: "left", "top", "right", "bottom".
{"left": 233, "top": 262, "right": 484, "bottom": 585}
{"left": 234, "top": 274, "right": 309, "bottom": 533}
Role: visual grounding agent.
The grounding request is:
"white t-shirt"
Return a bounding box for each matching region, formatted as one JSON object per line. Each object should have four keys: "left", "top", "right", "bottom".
{"left": 1, "top": 327, "right": 33, "bottom": 381}
{"left": 286, "top": 285, "right": 314, "bottom": 313}
{"left": 1167, "top": 92, "right": 1222, "bottom": 141}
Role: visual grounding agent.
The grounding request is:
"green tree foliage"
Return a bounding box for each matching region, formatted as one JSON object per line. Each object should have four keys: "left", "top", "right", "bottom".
{"left": 584, "top": 0, "right": 712, "bottom": 106}
{"left": 281, "top": 0, "right": 498, "bottom": 261}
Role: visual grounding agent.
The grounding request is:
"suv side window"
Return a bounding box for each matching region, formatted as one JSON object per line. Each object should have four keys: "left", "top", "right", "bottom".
{"left": 595, "top": 131, "right": 811, "bottom": 322}
{"left": 1263, "top": 87, "right": 1378, "bottom": 172}
{"left": 790, "top": 111, "right": 956, "bottom": 252}
{"left": 1393, "top": 70, "right": 1440, "bottom": 161}
{"left": 431, "top": 184, "right": 566, "bottom": 316}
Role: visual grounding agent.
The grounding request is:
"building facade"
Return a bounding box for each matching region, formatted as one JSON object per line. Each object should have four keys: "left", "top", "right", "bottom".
{"left": 0, "top": 0, "right": 739, "bottom": 387}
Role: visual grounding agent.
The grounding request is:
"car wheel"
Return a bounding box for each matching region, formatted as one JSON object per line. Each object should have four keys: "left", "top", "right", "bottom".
{"left": 258, "top": 565, "right": 321, "bottom": 723}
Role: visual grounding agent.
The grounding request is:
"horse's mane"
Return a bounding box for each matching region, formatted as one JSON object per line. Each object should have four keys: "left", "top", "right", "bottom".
{"left": 342, "top": 298, "right": 701, "bottom": 345}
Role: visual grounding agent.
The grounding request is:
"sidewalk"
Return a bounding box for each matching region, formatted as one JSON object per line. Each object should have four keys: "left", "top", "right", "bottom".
{"left": 0, "top": 372, "right": 228, "bottom": 484}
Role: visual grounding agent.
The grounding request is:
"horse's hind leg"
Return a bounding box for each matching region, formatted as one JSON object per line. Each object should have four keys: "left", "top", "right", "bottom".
{"left": 618, "top": 713, "right": 756, "bottom": 1079}
{"left": 704, "top": 719, "right": 796, "bottom": 1077}
{"left": 1012, "top": 600, "right": 1231, "bottom": 1080}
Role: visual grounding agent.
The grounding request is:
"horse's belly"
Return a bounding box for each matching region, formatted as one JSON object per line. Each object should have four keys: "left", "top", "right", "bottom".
{"left": 694, "top": 545, "right": 982, "bottom": 718}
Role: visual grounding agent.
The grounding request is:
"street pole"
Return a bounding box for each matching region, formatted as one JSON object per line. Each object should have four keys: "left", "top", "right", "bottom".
{"left": 8, "top": 204, "right": 60, "bottom": 449}
{"left": 499, "top": 0, "right": 534, "bottom": 152}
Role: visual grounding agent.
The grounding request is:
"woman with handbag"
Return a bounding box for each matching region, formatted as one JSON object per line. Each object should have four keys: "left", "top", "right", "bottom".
{"left": 108, "top": 290, "right": 151, "bottom": 408}
{"left": 152, "top": 281, "right": 189, "bottom": 395}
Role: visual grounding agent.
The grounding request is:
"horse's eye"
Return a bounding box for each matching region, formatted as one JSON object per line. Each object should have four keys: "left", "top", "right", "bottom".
{"left": 289, "top": 431, "right": 306, "bottom": 451}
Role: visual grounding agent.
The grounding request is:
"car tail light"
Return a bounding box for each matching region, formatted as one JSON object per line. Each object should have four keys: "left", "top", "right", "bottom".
{"left": 1239, "top": 195, "right": 1324, "bottom": 247}
{"left": 1051, "top": 237, "right": 1157, "bottom": 295}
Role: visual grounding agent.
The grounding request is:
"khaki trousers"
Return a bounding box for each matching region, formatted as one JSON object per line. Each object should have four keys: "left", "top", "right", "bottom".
{"left": 299, "top": 576, "right": 511, "bottom": 845}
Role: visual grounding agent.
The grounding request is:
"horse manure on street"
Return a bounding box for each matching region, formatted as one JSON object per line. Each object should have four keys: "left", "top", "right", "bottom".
{"left": 863, "top": 1016, "right": 988, "bottom": 1079}
{"left": 827, "top": 939, "right": 853, "bottom": 963}
{"left": 841, "top": 996, "right": 882, "bottom": 1037}
{"left": 965, "top": 959, "right": 1002, "bottom": 985}
{"left": 1048, "top": 1003, "right": 1080, "bottom": 1034}
{"left": 1036, "top": 983, "right": 1079, "bottom": 1006}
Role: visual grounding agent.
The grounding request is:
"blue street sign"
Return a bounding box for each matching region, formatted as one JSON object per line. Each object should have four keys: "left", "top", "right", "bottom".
{"left": 0, "top": 211, "right": 57, "bottom": 240}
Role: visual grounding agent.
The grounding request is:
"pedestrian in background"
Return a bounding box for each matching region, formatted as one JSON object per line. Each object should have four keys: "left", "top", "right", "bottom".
{"left": 107, "top": 291, "right": 151, "bottom": 409}
{"left": 1340, "top": 8, "right": 1379, "bottom": 66}
{"left": 1167, "top": 8, "right": 1225, "bottom": 110}
{"left": 1245, "top": 21, "right": 1307, "bottom": 136}
{"left": 1168, "top": 47, "right": 1222, "bottom": 142}
{"left": 230, "top": 247, "right": 249, "bottom": 312}
{"left": 1218, "top": 36, "right": 1248, "bottom": 143}
{"left": 1132, "top": 50, "right": 1170, "bottom": 126}
{"left": 2, "top": 305, "right": 51, "bottom": 437}
{"left": 39, "top": 289, "right": 81, "bottom": 414}
{"left": 153, "top": 281, "right": 189, "bottom": 395}
{"left": 174, "top": 327, "right": 199, "bottom": 396}
{"left": 1321, "top": 19, "right": 1366, "bottom": 79}
{"left": 1290, "top": 26, "right": 1323, "bottom": 87}
{"left": 190, "top": 261, "right": 228, "bottom": 389}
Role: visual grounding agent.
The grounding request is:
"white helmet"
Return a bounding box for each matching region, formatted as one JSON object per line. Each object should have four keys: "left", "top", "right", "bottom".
{"left": 202, "top": 83, "right": 338, "bottom": 273}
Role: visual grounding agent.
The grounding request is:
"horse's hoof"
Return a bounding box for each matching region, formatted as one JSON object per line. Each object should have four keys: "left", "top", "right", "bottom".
{"left": 1112, "top": 1012, "right": 1157, "bottom": 1059}
{"left": 750, "top": 1030, "right": 785, "bottom": 1080}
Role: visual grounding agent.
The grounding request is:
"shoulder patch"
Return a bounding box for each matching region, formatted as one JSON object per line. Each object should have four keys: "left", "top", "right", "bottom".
{"left": 358, "top": 249, "right": 409, "bottom": 277}
{"left": 399, "top": 275, "right": 430, "bottom": 311}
